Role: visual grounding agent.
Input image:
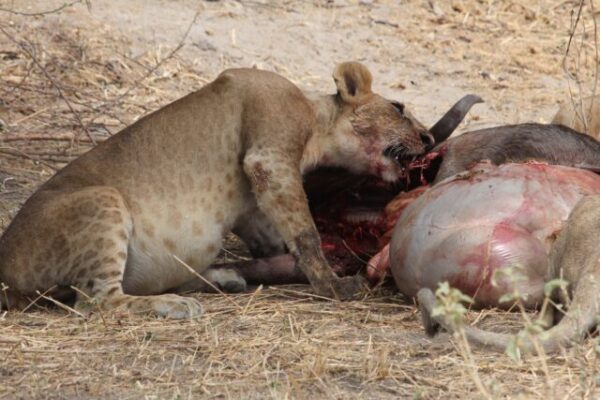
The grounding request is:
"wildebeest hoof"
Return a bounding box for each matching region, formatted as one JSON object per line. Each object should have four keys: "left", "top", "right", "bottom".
{"left": 221, "top": 277, "right": 248, "bottom": 293}
{"left": 206, "top": 268, "right": 248, "bottom": 293}
{"left": 417, "top": 288, "right": 442, "bottom": 337}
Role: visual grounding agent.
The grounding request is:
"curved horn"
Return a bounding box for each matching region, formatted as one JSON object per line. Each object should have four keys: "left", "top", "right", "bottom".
{"left": 429, "top": 94, "right": 483, "bottom": 144}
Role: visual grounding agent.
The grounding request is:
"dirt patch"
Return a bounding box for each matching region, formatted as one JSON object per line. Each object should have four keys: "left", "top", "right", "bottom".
{"left": 1, "top": 0, "right": 599, "bottom": 398}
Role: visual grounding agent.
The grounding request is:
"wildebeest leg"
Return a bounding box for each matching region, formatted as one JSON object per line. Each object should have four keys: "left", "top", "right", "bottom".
{"left": 211, "top": 254, "right": 307, "bottom": 285}
{"left": 176, "top": 254, "right": 306, "bottom": 293}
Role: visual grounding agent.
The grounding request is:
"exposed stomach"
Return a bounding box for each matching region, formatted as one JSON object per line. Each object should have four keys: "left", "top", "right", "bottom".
{"left": 383, "top": 163, "right": 600, "bottom": 308}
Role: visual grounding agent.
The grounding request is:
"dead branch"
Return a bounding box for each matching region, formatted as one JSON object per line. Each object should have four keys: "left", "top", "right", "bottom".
{"left": 0, "top": 0, "right": 89, "bottom": 17}
{"left": 562, "top": 0, "right": 588, "bottom": 132}
{"left": 0, "top": 26, "right": 97, "bottom": 145}
{"left": 0, "top": 146, "right": 59, "bottom": 170}
{"left": 92, "top": 10, "right": 200, "bottom": 114}
{"left": 0, "top": 133, "right": 92, "bottom": 143}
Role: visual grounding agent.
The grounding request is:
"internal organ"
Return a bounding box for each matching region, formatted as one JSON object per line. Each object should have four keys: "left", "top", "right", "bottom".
{"left": 386, "top": 163, "right": 600, "bottom": 308}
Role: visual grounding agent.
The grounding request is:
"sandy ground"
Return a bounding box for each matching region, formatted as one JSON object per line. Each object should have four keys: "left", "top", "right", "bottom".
{"left": 54, "top": 0, "right": 571, "bottom": 125}
{"left": 1, "top": 0, "right": 599, "bottom": 398}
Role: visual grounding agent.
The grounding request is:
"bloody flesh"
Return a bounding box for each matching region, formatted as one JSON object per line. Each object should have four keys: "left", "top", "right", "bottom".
{"left": 309, "top": 158, "right": 600, "bottom": 310}
{"left": 307, "top": 154, "right": 441, "bottom": 276}
{"left": 311, "top": 176, "right": 389, "bottom": 276}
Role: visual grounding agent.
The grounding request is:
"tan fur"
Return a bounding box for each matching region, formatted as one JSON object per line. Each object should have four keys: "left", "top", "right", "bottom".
{"left": 552, "top": 95, "right": 600, "bottom": 139}
{"left": 419, "top": 195, "right": 600, "bottom": 353}
{"left": 0, "top": 62, "right": 430, "bottom": 318}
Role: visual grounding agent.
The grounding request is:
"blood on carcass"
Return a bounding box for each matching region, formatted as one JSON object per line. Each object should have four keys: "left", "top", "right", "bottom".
{"left": 309, "top": 151, "right": 443, "bottom": 278}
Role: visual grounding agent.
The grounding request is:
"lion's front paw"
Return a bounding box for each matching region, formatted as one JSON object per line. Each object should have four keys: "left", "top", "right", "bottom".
{"left": 316, "top": 275, "right": 365, "bottom": 300}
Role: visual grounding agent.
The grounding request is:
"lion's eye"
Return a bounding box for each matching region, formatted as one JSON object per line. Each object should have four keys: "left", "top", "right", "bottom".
{"left": 391, "top": 101, "right": 405, "bottom": 116}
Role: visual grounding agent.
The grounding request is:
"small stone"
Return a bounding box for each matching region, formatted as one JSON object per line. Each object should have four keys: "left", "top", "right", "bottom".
{"left": 194, "top": 39, "right": 217, "bottom": 51}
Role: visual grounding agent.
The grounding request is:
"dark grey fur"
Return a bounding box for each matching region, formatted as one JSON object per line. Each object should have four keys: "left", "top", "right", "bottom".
{"left": 433, "top": 123, "right": 600, "bottom": 183}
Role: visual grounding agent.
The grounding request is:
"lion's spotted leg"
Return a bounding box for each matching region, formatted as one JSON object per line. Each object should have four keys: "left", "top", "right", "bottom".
{"left": 81, "top": 291, "right": 204, "bottom": 319}
{"left": 293, "top": 228, "right": 364, "bottom": 298}
{"left": 51, "top": 187, "right": 203, "bottom": 319}
{"left": 243, "top": 151, "right": 365, "bottom": 300}
{"left": 75, "top": 254, "right": 204, "bottom": 319}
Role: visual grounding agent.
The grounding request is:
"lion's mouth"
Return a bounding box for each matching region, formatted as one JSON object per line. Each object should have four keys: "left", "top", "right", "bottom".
{"left": 382, "top": 145, "right": 445, "bottom": 184}
{"left": 382, "top": 144, "right": 422, "bottom": 174}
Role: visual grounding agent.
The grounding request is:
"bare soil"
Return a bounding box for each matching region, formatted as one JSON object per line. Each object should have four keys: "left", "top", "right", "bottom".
{"left": 0, "top": 0, "right": 599, "bottom": 399}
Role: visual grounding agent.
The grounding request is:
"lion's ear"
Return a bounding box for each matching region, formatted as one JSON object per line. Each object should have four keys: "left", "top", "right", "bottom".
{"left": 333, "top": 62, "right": 373, "bottom": 104}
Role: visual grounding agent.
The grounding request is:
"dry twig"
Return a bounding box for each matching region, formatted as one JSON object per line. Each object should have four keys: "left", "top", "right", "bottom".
{"left": 0, "top": 26, "right": 97, "bottom": 144}
{"left": 0, "top": 0, "right": 88, "bottom": 17}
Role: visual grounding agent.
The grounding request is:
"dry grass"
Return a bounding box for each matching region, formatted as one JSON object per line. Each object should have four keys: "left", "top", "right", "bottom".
{"left": 1, "top": 0, "right": 600, "bottom": 398}
{"left": 1, "top": 290, "right": 598, "bottom": 399}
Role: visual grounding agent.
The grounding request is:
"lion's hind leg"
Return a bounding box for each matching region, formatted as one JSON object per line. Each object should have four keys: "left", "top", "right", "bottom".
{"left": 63, "top": 187, "right": 203, "bottom": 319}
{"left": 1, "top": 186, "right": 203, "bottom": 319}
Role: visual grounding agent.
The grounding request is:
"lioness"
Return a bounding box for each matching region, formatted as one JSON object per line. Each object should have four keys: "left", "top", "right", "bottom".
{"left": 552, "top": 95, "right": 600, "bottom": 139}
{"left": 0, "top": 62, "right": 433, "bottom": 318}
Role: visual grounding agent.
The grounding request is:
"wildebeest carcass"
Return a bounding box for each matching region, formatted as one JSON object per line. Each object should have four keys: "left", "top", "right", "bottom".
{"left": 213, "top": 96, "right": 600, "bottom": 353}
{"left": 371, "top": 118, "right": 600, "bottom": 353}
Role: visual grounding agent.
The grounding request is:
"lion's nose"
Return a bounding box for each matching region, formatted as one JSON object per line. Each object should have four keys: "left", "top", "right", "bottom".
{"left": 420, "top": 131, "right": 435, "bottom": 151}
